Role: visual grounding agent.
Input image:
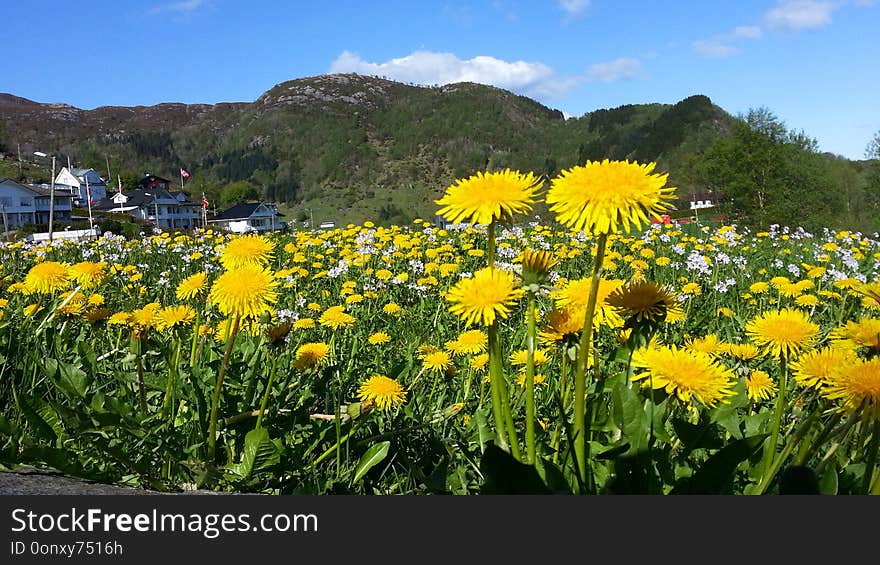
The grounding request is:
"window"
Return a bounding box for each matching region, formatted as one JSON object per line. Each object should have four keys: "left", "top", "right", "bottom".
{"left": 20, "top": 198, "right": 32, "bottom": 206}
{"left": 0, "top": 197, "right": 11, "bottom": 207}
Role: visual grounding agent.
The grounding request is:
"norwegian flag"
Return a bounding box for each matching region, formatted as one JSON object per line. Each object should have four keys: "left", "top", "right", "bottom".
{"left": 202, "top": 193, "right": 209, "bottom": 208}
{"left": 180, "top": 168, "right": 191, "bottom": 180}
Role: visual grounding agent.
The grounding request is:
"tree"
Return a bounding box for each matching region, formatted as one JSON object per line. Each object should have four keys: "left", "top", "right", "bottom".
{"left": 219, "top": 180, "right": 261, "bottom": 207}
{"left": 701, "top": 107, "right": 848, "bottom": 230}
{"left": 867, "top": 129, "right": 880, "bottom": 160}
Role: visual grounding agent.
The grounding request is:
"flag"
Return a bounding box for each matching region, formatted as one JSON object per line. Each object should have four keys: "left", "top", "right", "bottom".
{"left": 180, "top": 168, "right": 191, "bottom": 180}
{"left": 202, "top": 193, "right": 209, "bottom": 208}
{"left": 118, "top": 175, "right": 123, "bottom": 194}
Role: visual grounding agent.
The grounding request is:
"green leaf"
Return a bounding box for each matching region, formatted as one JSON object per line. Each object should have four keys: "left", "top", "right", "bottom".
{"left": 55, "top": 362, "right": 89, "bottom": 398}
{"left": 229, "top": 427, "right": 283, "bottom": 478}
{"left": 533, "top": 454, "right": 572, "bottom": 494}
{"left": 474, "top": 405, "right": 491, "bottom": 453}
{"left": 38, "top": 402, "right": 66, "bottom": 441}
{"left": 670, "top": 434, "right": 768, "bottom": 494}
{"left": 671, "top": 417, "right": 724, "bottom": 455}
{"left": 16, "top": 394, "right": 57, "bottom": 442}
{"left": 351, "top": 441, "right": 390, "bottom": 485}
{"left": 711, "top": 405, "right": 743, "bottom": 440}
{"left": 77, "top": 341, "right": 97, "bottom": 376}
{"left": 819, "top": 464, "right": 838, "bottom": 495}
{"left": 611, "top": 381, "right": 646, "bottom": 453}
{"left": 479, "top": 443, "right": 552, "bottom": 494}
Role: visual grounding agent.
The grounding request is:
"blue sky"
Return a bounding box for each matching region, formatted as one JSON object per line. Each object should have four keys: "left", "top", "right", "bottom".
{"left": 2, "top": 1, "right": 878, "bottom": 159}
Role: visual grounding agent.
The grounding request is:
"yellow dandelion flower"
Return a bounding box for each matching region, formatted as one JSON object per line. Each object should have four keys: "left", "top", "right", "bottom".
{"left": 435, "top": 169, "right": 542, "bottom": 225}
{"left": 294, "top": 342, "right": 330, "bottom": 370}
{"left": 382, "top": 303, "right": 403, "bottom": 316}
{"left": 129, "top": 303, "right": 162, "bottom": 332}
{"left": 516, "top": 373, "right": 547, "bottom": 387}
{"left": 293, "top": 317, "right": 315, "bottom": 329}
{"left": 509, "top": 349, "right": 550, "bottom": 367}
{"left": 24, "top": 261, "right": 70, "bottom": 294}
{"left": 791, "top": 347, "right": 859, "bottom": 390}
{"left": 23, "top": 304, "right": 42, "bottom": 317}
{"left": 470, "top": 353, "right": 490, "bottom": 372}
{"left": 746, "top": 370, "right": 777, "bottom": 402}
{"left": 156, "top": 305, "right": 195, "bottom": 331}
{"left": 795, "top": 294, "right": 819, "bottom": 308}
{"left": 358, "top": 375, "right": 407, "bottom": 412}
{"left": 176, "top": 272, "right": 208, "bottom": 301}
{"left": 417, "top": 344, "right": 440, "bottom": 359}
{"left": 546, "top": 159, "right": 676, "bottom": 235}
{"left": 681, "top": 282, "right": 701, "bottom": 295}
{"left": 368, "top": 332, "right": 391, "bottom": 345}
{"left": 208, "top": 265, "right": 278, "bottom": 319}
{"left": 422, "top": 350, "right": 452, "bottom": 374}
{"left": 219, "top": 234, "right": 275, "bottom": 270}
{"left": 745, "top": 308, "right": 819, "bottom": 359}
{"left": 686, "top": 333, "right": 725, "bottom": 356}
{"left": 538, "top": 306, "right": 585, "bottom": 344}
{"left": 749, "top": 281, "right": 770, "bottom": 294}
{"left": 723, "top": 343, "right": 762, "bottom": 361}
{"left": 520, "top": 249, "right": 558, "bottom": 286}
{"left": 107, "top": 312, "right": 130, "bottom": 325}
{"left": 318, "top": 305, "right": 356, "bottom": 330}
{"left": 631, "top": 345, "right": 736, "bottom": 407}
{"left": 69, "top": 261, "right": 107, "bottom": 289}
{"left": 446, "top": 267, "right": 525, "bottom": 326}
{"left": 830, "top": 318, "right": 880, "bottom": 350}
{"left": 454, "top": 329, "right": 487, "bottom": 355}
{"left": 607, "top": 281, "right": 683, "bottom": 323}
{"left": 550, "top": 277, "right": 623, "bottom": 328}
{"left": 821, "top": 359, "right": 880, "bottom": 418}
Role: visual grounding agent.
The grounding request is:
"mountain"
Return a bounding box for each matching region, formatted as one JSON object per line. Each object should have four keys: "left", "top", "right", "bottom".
{"left": 0, "top": 74, "right": 874, "bottom": 230}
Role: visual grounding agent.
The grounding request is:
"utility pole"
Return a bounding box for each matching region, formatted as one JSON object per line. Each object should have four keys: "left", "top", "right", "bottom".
{"left": 49, "top": 155, "right": 56, "bottom": 242}
{"left": 34, "top": 151, "right": 56, "bottom": 242}
{"left": 84, "top": 174, "right": 94, "bottom": 239}
{"left": 16, "top": 143, "right": 22, "bottom": 178}
{"left": 105, "top": 154, "right": 111, "bottom": 185}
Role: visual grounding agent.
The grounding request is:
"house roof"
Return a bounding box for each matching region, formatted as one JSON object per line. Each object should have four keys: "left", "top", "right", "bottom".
{"left": 138, "top": 173, "right": 172, "bottom": 185}
{"left": 0, "top": 178, "right": 72, "bottom": 198}
{"left": 91, "top": 189, "right": 153, "bottom": 210}
{"left": 212, "top": 202, "right": 286, "bottom": 221}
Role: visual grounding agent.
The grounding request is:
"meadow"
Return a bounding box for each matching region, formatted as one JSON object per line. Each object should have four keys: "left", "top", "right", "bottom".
{"left": 1, "top": 160, "right": 879, "bottom": 495}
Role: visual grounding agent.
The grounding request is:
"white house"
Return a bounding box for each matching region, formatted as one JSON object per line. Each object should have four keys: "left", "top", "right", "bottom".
{"left": 209, "top": 202, "right": 285, "bottom": 234}
{"left": 53, "top": 167, "right": 107, "bottom": 206}
{"left": 91, "top": 188, "right": 201, "bottom": 229}
{"left": 0, "top": 178, "right": 73, "bottom": 232}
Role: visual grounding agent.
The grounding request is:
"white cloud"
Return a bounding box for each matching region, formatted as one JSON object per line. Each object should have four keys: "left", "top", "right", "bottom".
{"left": 585, "top": 57, "right": 642, "bottom": 82}
{"left": 733, "top": 25, "right": 763, "bottom": 38}
{"left": 764, "top": 1, "right": 835, "bottom": 30}
{"left": 692, "top": 39, "right": 741, "bottom": 58}
{"left": 558, "top": 0, "right": 590, "bottom": 16}
{"left": 329, "top": 50, "right": 579, "bottom": 100}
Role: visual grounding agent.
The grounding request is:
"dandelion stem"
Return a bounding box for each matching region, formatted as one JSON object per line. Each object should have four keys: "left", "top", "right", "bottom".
{"left": 487, "top": 321, "right": 511, "bottom": 454}
{"left": 573, "top": 232, "right": 607, "bottom": 488}
{"left": 861, "top": 419, "right": 880, "bottom": 494}
{"left": 207, "top": 315, "right": 240, "bottom": 462}
{"left": 188, "top": 309, "right": 201, "bottom": 368}
{"left": 758, "top": 354, "right": 788, "bottom": 490}
{"left": 255, "top": 355, "right": 279, "bottom": 430}
{"left": 525, "top": 292, "right": 537, "bottom": 464}
{"left": 161, "top": 334, "right": 183, "bottom": 421}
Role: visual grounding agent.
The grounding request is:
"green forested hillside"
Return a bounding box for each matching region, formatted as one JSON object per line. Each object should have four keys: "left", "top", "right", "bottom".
{"left": 1, "top": 73, "right": 877, "bottom": 231}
